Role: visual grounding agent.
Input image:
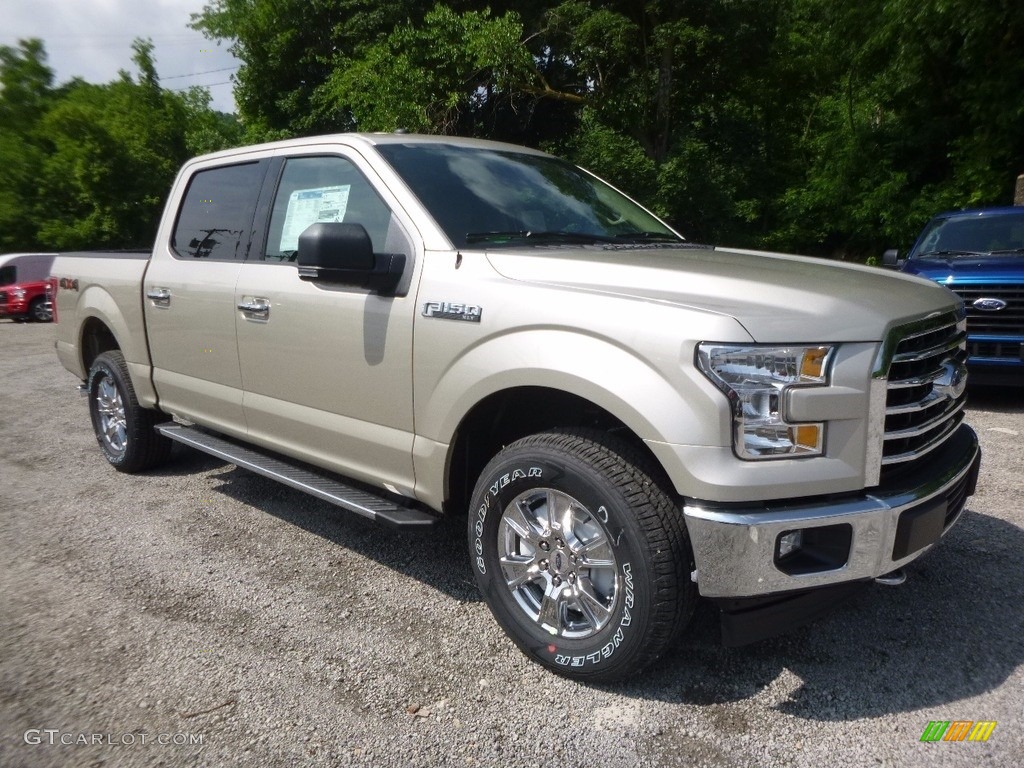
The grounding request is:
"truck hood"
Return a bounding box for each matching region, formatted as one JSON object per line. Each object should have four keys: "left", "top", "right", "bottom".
{"left": 486, "top": 245, "right": 958, "bottom": 343}
{"left": 902, "top": 254, "right": 1024, "bottom": 284}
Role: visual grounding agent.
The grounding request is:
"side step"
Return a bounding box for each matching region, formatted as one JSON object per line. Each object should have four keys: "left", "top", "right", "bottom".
{"left": 156, "top": 424, "right": 438, "bottom": 528}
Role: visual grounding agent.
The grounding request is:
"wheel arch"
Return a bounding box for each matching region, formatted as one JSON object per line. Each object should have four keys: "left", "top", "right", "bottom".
{"left": 442, "top": 385, "right": 674, "bottom": 517}
{"left": 65, "top": 280, "right": 159, "bottom": 407}
{"left": 80, "top": 315, "right": 120, "bottom": 373}
{"left": 414, "top": 328, "right": 717, "bottom": 514}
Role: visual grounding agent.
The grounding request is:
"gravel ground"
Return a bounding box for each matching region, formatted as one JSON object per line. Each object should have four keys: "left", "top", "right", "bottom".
{"left": 1, "top": 320, "right": 1022, "bottom": 767}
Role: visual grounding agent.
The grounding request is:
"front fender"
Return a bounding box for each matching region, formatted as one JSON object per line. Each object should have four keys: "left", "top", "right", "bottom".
{"left": 422, "top": 329, "right": 726, "bottom": 447}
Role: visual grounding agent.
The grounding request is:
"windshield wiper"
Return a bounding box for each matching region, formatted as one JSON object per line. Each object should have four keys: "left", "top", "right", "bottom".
{"left": 919, "top": 249, "right": 990, "bottom": 258}
{"left": 464, "top": 230, "right": 617, "bottom": 245}
{"left": 988, "top": 247, "right": 1024, "bottom": 255}
{"left": 612, "top": 231, "right": 683, "bottom": 243}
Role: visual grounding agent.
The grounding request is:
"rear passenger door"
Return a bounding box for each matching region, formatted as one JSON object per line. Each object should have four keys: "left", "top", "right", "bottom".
{"left": 234, "top": 149, "right": 421, "bottom": 495}
{"left": 145, "top": 160, "right": 268, "bottom": 438}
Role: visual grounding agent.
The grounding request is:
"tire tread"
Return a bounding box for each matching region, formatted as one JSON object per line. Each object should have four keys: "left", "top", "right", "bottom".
{"left": 487, "top": 428, "right": 696, "bottom": 680}
{"left": 89, "top": 350, "right": 173, "bottom": 473}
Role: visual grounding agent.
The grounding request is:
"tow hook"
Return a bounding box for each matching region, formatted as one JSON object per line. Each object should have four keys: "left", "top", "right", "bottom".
{"left": 875, "top": 568, "right": 907, "bottom": 586}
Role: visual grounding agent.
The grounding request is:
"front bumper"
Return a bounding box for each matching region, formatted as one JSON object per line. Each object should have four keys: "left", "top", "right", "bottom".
{"left": 684, "top": 423, "right": 980, "bottom": 599}
{"left": 0, "top": 298, "right": 28, "bottom": 317}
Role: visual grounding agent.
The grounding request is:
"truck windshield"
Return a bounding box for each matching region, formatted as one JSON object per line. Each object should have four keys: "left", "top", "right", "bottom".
{"left": 375, "top": 143, "right": 682, "bottom": 250}
{"left": 911, "top": 211, "right": 1024, "bottom": 258}
{"left": 0, "top": 266, "right": 15, "bottom": 286}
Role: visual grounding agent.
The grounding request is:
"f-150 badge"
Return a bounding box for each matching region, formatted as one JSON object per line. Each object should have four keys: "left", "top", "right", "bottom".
{"left": 422, "top": 301, "right": 483, "bottom": 322}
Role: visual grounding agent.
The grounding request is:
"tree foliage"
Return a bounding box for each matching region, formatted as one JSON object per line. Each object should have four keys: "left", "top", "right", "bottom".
{"left": 2, "top": 1, "right": 1020, "bottom": 257}
{"left": 0, "top": 39, "right": 242, "bottom": 252}
{"left": 192, "top": 0, "right": 1023, "bottom": 257}
{"left": 775, "top": 0, "right": 1024, "bottom": 255}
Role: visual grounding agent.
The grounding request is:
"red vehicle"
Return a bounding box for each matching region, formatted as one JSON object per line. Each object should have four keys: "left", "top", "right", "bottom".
{"left": 0, "top": 253, "right": 56, "bottom": 322}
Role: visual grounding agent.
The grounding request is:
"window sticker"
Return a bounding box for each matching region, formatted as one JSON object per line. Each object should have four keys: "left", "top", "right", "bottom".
{"left": 279, "top": 185, "right": 351, "bottom": 252}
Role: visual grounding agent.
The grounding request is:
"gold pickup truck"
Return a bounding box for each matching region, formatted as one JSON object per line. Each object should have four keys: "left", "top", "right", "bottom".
{"left": 52, "top": 134, "right": 980, "bottom": 681}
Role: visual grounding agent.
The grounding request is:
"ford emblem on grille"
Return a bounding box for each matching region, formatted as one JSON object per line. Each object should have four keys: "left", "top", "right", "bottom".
{"left": 934, "top": 359, "right": 968, "bottom": 401}
{"left": 972, "top": 297, "right": 1007, "bottom": 312}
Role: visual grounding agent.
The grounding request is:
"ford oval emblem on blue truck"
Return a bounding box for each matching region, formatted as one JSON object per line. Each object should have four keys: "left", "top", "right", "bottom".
{"left": 972, "top": 297, "right": 1007, "bottom": 312}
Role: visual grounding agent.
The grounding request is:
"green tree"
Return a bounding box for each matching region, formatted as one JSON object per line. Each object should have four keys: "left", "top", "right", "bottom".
{"left": 321, "top": 5, "right": 533, "bottom": 133}
{"left": 192, "top": 0, "right": 453, "bottom": 138}
{"left": 179, "top": 87, "right": 245, "bottom": 156}
{"left": 774, "top": 0, "right": 1024, "bottom": 256}
{"left": 0, "top": 39, "right": 55, "bottom": 251}
{"left": 35, "top": 41, "right": 193, "bottom": 248}
{"left": 191, "top": 0, "right": 1024, "bottom": 256}
{"left": 0, "top": 38, "right": 244, "bottom": 251}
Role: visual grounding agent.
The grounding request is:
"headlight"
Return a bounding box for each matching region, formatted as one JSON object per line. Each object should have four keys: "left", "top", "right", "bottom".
{"left": 11, "top": 289, "right": 26, "bottom": 298}
{"left": 697, "top": 344, "right": 834, "bottom": 459}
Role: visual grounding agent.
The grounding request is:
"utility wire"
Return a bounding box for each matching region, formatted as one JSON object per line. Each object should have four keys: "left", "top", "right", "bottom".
{"left": 169, "top": 80, "right": 234, "bottom": 92}
{"left": 161, "top": 65, "right": 239, "bottom": 81}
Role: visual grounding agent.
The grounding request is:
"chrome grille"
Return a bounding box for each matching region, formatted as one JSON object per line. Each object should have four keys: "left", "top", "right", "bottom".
{"left": 952, "top": 284, "right": 1024, "bottom": 335}
{"left": 882, "top": 314, "right": 968, "bottom": 466}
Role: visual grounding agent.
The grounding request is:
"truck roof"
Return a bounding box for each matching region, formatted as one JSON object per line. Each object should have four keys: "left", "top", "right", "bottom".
{"left": 187, "top": 132, "right": 551, "bottom": 167}
{"left": 930, "top": 206, "right": 1024, "bottom": 220}
{"left": 0, "top": 252, "right": 58, "bottom": 265}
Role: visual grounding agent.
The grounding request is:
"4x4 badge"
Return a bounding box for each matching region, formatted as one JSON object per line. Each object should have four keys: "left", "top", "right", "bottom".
{"left": 972, "top": 298, "right": 1007, "bottom": 311}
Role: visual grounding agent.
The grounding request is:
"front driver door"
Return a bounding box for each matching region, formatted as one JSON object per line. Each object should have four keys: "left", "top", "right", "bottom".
{"left": 234, "top": 150, "right": 420, "bottom": 496}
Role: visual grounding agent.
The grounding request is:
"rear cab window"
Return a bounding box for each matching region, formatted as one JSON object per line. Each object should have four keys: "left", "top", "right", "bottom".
{"left": 172, "top": 162, "right": 266, "bottom": 260}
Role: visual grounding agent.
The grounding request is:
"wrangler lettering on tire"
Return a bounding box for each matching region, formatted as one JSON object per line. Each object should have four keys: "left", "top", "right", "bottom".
{"left": 468, "top": 429, "right": 696, "bottom": 682}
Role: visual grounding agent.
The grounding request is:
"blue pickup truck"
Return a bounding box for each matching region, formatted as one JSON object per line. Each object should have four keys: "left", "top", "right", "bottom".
{"left": 884, "top": 207, "right": 1024, "bottom": 385}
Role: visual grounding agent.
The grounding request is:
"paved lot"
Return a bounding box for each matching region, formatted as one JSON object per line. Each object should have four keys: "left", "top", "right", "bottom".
{"left": 1, "top": 320, "right": 1021, "bottom": 767}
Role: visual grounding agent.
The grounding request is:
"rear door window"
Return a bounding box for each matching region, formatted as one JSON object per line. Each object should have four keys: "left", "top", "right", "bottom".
{"left": 172, "top": 162, "right": 265, "bottom": 260}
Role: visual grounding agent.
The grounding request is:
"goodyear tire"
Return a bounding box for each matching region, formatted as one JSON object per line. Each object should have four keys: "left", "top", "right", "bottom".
{"left": 468, "top": 429, "right": 696, "bottom": 682}
{"left": 87, "top": 350, "right": 172, "bottom": 473}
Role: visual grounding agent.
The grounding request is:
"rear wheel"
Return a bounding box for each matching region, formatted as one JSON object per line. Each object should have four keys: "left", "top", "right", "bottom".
{"left": 87, "top": 350, "right": 172, "bottom": 472}
{"left": 468, "top": 429, "right": 696, "bottom": 682}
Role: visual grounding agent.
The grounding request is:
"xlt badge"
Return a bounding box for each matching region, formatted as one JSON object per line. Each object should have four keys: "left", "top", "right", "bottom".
{"left": 422, "top": 301, "right": 483, "bottom": 322}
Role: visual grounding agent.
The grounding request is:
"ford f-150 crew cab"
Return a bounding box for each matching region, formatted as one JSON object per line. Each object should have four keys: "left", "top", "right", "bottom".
{"left": 52, "top": 134, "right": 981, "bottom": 681}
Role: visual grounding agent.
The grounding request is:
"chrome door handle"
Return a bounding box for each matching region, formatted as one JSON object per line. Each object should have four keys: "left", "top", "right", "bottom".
{"left": 237, "top": 298, "right": 271, "bottom": 317}
{"left": 146, "top": 288, "right": 171, "bottom": 306}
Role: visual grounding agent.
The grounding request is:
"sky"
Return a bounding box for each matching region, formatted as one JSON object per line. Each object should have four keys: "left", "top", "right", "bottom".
{"left": 2, "top": 0, "right": 240, "bottom": 113}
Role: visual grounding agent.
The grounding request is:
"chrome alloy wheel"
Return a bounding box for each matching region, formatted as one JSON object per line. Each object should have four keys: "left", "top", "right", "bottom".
{"left": 498, "top": 488, "right": 619, "bottom": 639}
{"left": 31, "top": 300, "right": 52, "bottom": 322}
{"left": 95, "top": 375, "right": 128, "bottom": 454}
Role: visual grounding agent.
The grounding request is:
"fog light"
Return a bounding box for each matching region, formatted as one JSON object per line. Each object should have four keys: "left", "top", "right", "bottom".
{"left": 778, "top": 530, "right": 804, "bottom": 558}
{"left": 774, "top": 524, "right": 853, "bottom": 575}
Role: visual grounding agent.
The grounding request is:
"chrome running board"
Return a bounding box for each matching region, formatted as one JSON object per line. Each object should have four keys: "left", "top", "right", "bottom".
{"left": 156, "top": 424, "right": 437, "bottom": 528}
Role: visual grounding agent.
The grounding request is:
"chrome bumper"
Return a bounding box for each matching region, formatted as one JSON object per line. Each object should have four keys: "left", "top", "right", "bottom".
{"left": 683, "top": 424, "right": 980, "bottom": 598}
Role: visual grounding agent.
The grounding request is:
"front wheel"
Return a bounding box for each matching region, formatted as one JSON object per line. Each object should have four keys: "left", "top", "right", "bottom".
{"left": 29, "top": 297, "right": 52, "bottom": 322}
{"left": 87, "top": 350, "right": 172, "bottom": 472}
{"left": 468, "top": 429, "right": 696, "bottom": 682}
